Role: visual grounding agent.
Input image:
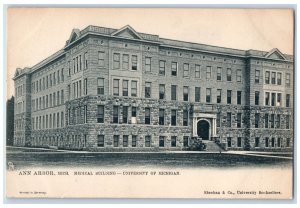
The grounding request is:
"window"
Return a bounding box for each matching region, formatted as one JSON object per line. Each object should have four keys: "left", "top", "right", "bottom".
{"left": 132, "top": 135, "right": 137, "bottom": 147}
{"left": 183, "top": 136, "right": 189, "bottom": 147}
{"left": 76, "top": 57, "right": 78, "bottom": 72}
{"left": 53, "top": 93, "right": 56, "bottom": 107}
{"left": 171, "top": 85, "right": 177, "bottom": 100}
{"left": 286, "top": 94, "right": 290, "bottom": 107}
{"left": 227, "top": 68, "right": 232, "bottom": 81}
{"left": 57, "top": 91, "right": 60, "bottom": 105}
{"left": 43, "top": 116, "right": 45, "bottom": 129}
{"left": 53, "top": 72, "right": 56, "bottom": 85}
{"left": 255, "top": 70, "right": 260, "bottom": 83}
{"left": 159, "top": 109, "right": 165, "bottom": 125}
{"left": 195, "top": 87, "right": 201, "bottom": 102}
{"left": 227, "top": 90, "right": 232, "bottom": 104}
{"left": 237, "top": 113, "right": 242, "bottom": 128}
{"left": 265, "top": 137, "right": 269, "bottom": 147}
{"left": 113, "top": 106, "right": 119, "bottom": 123}
{"left": 61, "top": 90, "right": 64, "bottom": 104}
{"left": 145, "top": 108, "right": 151, "bottom": 124}
{"left": 84, "top": 78, "right": 87, "bottom": 95}
{"left": 113, "top": 53, "right": 120, "bottom": 69}
{"left": 237, "top": 91, "right": 242, "bottom": 105}
{"left": 206, "top": 66, "right": 211, "bottom": 79}
{"left": 131, "top": 81, "right": 137, "bottom": 97}
{"left": 265, "top": 114, "right": 269, "bottom": 128}
{"left": 61, "top": 69, "right": 64, "bottom": 82}
{"left": 159, "top": 84, "right": 165, "bottom": 99}
{"left": 270, "top": 114, "right": 275, "bottom": 128}
{"left": 77, "top": 81, "right": 80, "bottom": 98}
{"left": 97, "top": 135, "right": 104, "bottom": 147}
{"left": 98, "top": 105, "right": 104, "bottom": 123}
{"left": 113, "top": 135, "right": 119, "bottom": 147}
{"left": 227, "top": 137, "right": 232, "bottom": 148}
{"left": 265, "top": 92, "right": 270, "bottom": 106}
{"left": 113, "top": 79, "right": 119, "bottom": 96}
{"left": 286, "top": 115, "right": 290, "bottom": 129}
{"left": 97, "top": 78, "right": 104, "bottom": 95}
{"left": 206, "top": 88, "right": 211, "bottom": 103}
{"left": 171, "top": 110, "right": 177, "bottom": 126}
{"left": 237, "top": 137, "right": 242, "bottom": 147}
{"left": 145, "top": 82, "right": 151, "bottom": 98}
{"left": 271, "top": 93, "right": 276, "bottom": 106}
{"left": 276, "top": 114, "right": 281, "bottom": 129}
{"left": 123, "top": 135, "right": 128, "bottom": 147}
{"left": 227, "top": 112, "right": 231, "bottom": 127}
{"left": 53, "top": 113, "right": 56, "bottom": 128}
{"left": 277, "top": 72, "right": 282, "bottom": 85}
{"left": 255, "top": 91, "right": 259, "bottom": 105}
{"left": 255, "top": 113, "right": 259, "bottom": 128}
{"left": 217, "top": 67, "right": 222, "bottom": 81}
{"left": 195, "top": 65, "right": 200, "bottom": 78}
{"left": 183, "top": 86, "right": 189, "bottom": 101}
{"left": 57, "top": 71, "right": 60, "bottom": 84}
{"left": 236, "top": 69, "right": 241, "bottom": 82}
{"left": 265, "top": 71, "right": 270, "bottom": 84}
{"left": 183, "top": 110, "right": 188, "bottom": 126}
{"left": 277, "top": 93, "right": 282, "bottom": 106}
{"left": 36, "top": 81, "right": 38, "bottom": 92}
{"left": 277, "top": 137, "right": 282, "bottom": 148}
{"left": 122, "top": 80, "right": 129, "bottom": 96}
{"left": 286, "top": 138, "right": 291, "bottom": 147}
{"left": 44, "top": 77, "right": 48, "bottom": 89}
{"left": 49, "top": 94, "right": 52, "bottom": 108}
{"left": 67, "top": 109, "right": 70, "bottom": 126}
{"left": 171, "top": 136, "right": 177, "bottom": 147}
{"left": 122, "top": 54, "right": 129, "bottom": 69}
{"left": 145, "top": 57, "right": 151, "bottom": 72}
{"left": 171, "top": 62, "right": 177, "bottom": 76}
{"left": 217, "top": 113, "right": 221, "bottom": 127}
{"left": 40, "top": 116, "right": 42, "bottom": 129}
{"left": 131, "top": 55, "right": 137, "bottom": 70}
{"left": 286, "top": 73, "right": 290, "bottom": 86}
{"left": 49, "top": 75, "right": 52, "bottom": 87}
{"left": 159, "top": 136, "right": 165, "bottom": 147}
{"left": 271, "top": 137, "right": 275, "bottom": 147}
{"left": 43, "top": 96, "right": 45, "bottom": 108}
{"left": 122, "top": 106, "right": 128, "bottom": 124}
{"left": 145, "top": 136, "right": 151, "bottom": 147}
{"left": 183, "top": 63, "right": 189, "bottom": 77}
{"left": 84, "top": 105, "right": 87, "bottom": 123}
{"left": 43, "top": 77, "right": 45, "bottom": 89}
{"left": 78, "top": 80, "right": 81, "bottom": 97}
{"left": 132, "top": 107, "right": 137, "bottom": 117}
{"left": 159, "top": 60, "right": 165, "bottom": 75}
{"left": 217, "top": 89, "right": 222, "bottom": 103}
{"left": 72, "top": 83, "right": 75, "bottom": 99}
{"left": 255, "top": 137, "right": 260, "bottom": 147}
{"left": 60, "top": 112, "right": 64, "bottom": 127}
{"left": 271, "top": 72, "right": 276, "bottom": 84}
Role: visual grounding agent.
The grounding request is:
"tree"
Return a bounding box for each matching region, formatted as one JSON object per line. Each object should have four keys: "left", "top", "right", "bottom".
{"left": 6, "top": 96, "right": 14, "bottom": 146}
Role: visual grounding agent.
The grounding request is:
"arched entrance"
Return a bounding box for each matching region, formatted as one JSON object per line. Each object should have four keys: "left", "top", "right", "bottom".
{"left": 197, "top": 120, "right": 210, "bottom": 140}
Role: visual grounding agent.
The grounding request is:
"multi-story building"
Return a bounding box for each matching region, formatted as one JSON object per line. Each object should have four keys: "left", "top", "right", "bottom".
{"left": 13, "top": 25, "right": 294, "bottom": 151}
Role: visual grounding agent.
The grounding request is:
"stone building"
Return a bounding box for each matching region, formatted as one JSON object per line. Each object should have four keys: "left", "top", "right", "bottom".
{"left": 13, "top": 25, "right": 294, "bottom": 151}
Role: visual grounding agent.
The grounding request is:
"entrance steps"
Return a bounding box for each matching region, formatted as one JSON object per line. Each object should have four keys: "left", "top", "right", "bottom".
{"left": 202, "top": 140, "right": 224, "bottom": 152}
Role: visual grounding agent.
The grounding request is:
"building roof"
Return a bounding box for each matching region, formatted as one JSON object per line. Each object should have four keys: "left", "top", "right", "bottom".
{"left": 14, "top": 25, "right": 293, "bottom": 79}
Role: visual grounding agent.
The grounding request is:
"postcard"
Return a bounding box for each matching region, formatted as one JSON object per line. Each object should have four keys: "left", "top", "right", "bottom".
{"left": 6, "top": 7, "right": 294, "bottom": 199}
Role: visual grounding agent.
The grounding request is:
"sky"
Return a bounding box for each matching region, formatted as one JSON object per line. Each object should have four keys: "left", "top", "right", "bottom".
{"left": 6, "top": 8, "right": 294, "bottom": 99}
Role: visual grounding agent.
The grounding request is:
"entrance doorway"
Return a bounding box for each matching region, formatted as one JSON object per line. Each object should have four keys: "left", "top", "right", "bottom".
{"left": 197, "top": 120, "right": 210, "bottom": 140}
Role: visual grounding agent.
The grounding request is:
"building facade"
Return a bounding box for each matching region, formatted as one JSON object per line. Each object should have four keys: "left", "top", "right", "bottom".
{"left": 13, "top": 25, "right": 294, "bottom": 151}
